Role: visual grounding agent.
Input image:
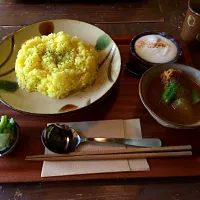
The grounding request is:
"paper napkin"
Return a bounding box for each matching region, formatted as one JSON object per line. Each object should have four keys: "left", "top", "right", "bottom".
{"left": 41, "top": 119, "right": 150, "bottom": 177}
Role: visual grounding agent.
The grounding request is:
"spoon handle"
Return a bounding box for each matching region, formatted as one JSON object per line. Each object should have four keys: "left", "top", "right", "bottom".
{"left": 82, "top": 138, "right": 162, "bottom": 148}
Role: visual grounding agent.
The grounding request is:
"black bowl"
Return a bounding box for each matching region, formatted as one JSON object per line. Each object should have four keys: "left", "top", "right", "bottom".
{"left": 127, "top": 31, "right": 182, "bottom": 76}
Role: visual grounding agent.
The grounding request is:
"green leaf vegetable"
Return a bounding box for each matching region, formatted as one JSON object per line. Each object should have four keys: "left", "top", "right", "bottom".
{"left": 0, "top": 115, "right": 16, "bottom": 151}
{"left": 0, "top": 134, "right": 10, "bottom": 151}
{"left": 0, "top": 115, "right": 8, "bottom": 132}
{"left": 162, "top": 79, "right": 179, "bottom": 104}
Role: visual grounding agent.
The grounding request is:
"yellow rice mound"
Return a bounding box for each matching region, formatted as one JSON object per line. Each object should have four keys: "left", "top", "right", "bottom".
{"left": 15, "top": 31, "right": 99, "bottom": 99}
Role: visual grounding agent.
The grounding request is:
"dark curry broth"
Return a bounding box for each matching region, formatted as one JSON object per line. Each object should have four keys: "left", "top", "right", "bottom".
{"left": 147, "top": 74, "right": 200, "bottom": 125}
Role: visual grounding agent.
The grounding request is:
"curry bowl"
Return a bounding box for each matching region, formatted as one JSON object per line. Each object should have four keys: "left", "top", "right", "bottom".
{"left": 139, "top": 63, "right": 200, "bottom": 129}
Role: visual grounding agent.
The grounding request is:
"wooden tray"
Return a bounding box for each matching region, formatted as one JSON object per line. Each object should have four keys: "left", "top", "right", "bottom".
{"left": 0, "top": 35, "right": 199, "bottom": 183}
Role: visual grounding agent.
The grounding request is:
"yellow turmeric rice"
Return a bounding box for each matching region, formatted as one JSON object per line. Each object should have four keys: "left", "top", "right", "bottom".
{"left": 15, "top": 31, "right": 99, "bottom": 99}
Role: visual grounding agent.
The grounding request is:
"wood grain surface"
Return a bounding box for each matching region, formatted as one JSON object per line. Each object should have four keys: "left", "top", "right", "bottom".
{"left": 1, "top": 0, "right": 200, "bottom": 199}
{"left": 0, "top": 0, "right": 163, "bottom": 25}
{"left": 0, "top": 177, "right": 200, "bottom": 200}
{"left": 0, "top": 35, "right": 199, "bottom": 183}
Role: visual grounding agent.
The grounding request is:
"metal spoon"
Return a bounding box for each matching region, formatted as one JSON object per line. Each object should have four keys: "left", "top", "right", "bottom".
{"left": 41, "top": 124, "right": 162, "bottom": 154}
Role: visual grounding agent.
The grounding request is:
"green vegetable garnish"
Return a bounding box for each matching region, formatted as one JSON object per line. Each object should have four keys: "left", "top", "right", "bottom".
{"left": 0, "top": 134, "right": 11, "bottom": 150}
{"left": 9, "top": 118, "right": 15, "bottom": 125}
{"left": 0, "top": 80, "right": 18, "bottom": 92}
{"left": 0, "top": 115, "right": 16, "bottom": 152}
{"left": 192, "top": 90, "right": 200, "bottom": 104}
{"left": 3, "top": 118, "right": 16, "bottom": 134}
{"left": 0, "top": 115, "right": 8, "bottom": 133}
{"left": 162, "top": 79, "right": 179, "bottom": 104}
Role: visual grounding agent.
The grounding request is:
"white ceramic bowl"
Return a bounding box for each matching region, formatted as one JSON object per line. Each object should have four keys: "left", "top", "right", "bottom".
{"left": 139, "top": 63, "right": 200, "bottom": 129}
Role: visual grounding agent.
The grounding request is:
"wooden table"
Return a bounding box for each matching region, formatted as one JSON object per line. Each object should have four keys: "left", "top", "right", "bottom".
{"left": 1, "top": 0, "right": 200, "bottom": 199}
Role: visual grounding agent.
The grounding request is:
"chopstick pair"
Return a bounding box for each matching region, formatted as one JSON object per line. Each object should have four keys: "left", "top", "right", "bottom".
{"left": 25, "top": 145, "right": 192, "bottom": 161}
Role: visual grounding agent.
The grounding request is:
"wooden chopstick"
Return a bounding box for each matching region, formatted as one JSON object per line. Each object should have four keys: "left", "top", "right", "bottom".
{"left": 25, "top": 145, "right": 192, "bottom": 161}
{"left": 26, "top": 145, "right": 192, "bottom": 159}
{"left": 26, "top": 151, "right": 192, "bottom": 161}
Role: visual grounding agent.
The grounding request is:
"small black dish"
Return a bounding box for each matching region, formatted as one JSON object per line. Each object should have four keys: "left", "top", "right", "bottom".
{"left": 125, "top": 61, "right": 149, "bottom": 77}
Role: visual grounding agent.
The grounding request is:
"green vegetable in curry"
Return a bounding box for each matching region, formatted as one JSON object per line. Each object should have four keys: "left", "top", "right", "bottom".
{"left": 162, "top": 79, "right": 179, "bottom": 104}
{"left": 192, "top": 90, "right": 200, "bottom": 104}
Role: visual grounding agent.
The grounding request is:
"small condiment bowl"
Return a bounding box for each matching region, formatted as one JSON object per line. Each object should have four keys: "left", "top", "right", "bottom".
{"left": 139, "top": 63, "right": 200, "bottom": 129}
{"left": 126, "top": 31, "right": 182, "bottom": 76}
{"left": 0, "top": 122, "right": 20, "bottom": 157}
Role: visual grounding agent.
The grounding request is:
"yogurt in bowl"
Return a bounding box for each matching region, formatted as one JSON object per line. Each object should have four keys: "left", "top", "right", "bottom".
{"left": 127, "top": 31, "right": 182, "bottom": 76}
{"left": 134, "top": 34, "right": 178, "bottom": 64}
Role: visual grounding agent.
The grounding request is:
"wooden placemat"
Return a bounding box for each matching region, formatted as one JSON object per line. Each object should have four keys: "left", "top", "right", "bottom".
{"left": 0, "top": 35, "right": 199, "bottom": 183}
{"left": 0, "top": 0, "right": 164, "bottom": 25}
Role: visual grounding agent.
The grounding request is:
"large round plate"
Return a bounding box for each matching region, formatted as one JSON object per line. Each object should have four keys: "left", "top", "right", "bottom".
{"left": 0, "top": 19, "right": 121, "bottom": 115}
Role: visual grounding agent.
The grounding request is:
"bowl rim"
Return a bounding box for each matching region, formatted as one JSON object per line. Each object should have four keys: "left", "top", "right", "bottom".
{"left": 0, "top": 122, "right": 20, "bottom": 157}
{"left": 139, "top": 63, "right": 200, "bottom": 128}
{"left": 130, "top": 31, "right": 183, "bottom": 66}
